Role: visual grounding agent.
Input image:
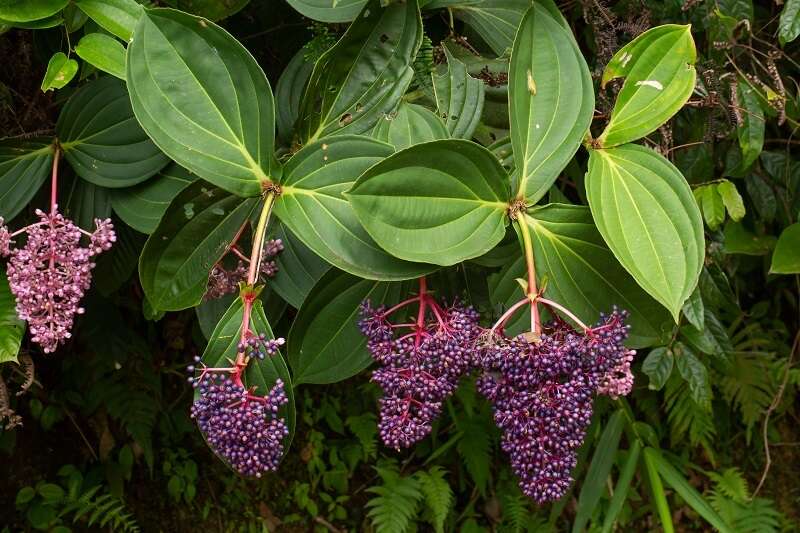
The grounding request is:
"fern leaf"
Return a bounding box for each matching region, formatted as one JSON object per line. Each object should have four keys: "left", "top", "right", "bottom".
{"left": 366, "top": 464, "right": 423, "bottom": 533}
{"left": 456, "top": 412, "right": 492, "bottom": 494}
{"left": 708, "top": 468, "right": 749, "bottom": 502}
{"left": 346, "top": 413, "right": 378, "bottom": 459}
{"left": 416, "top": 466, "right": 454, "bottom": 533}
{"left": 718, "top": 352, "right": 776, "bottom": 433}
{"left": 500, "top": 493, "right": 529, "bottom": 533}
{"left": 708, "top": 468, "right": 785, "bottom": 533}
{"left": 664, "top": 374, "right": 716, "bottom": 456}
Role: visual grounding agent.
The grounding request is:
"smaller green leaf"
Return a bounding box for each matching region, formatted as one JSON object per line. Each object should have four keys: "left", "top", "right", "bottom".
{"left": 674, "top": 342, "right": 711, "bottom": 407}
{"left": 779, "top": 0, "right": 800, "bottom": 45}
{"left": 694, "top": 184, "right": 725, "bottom": 230}
{"left": 286, "top": 0, "right": 367, "bottom": 23}
{"left": 770, "top": 222, "right": 800, "bottom": 274}
{"left": 642, "top": 346, "right": 673, "bottom": 390}
{"left": 0, "top": 0, "right": 68, "bottom": 22}
{"left": 600, "top": 441, "right": 642, "bottom": 533}
{"left": 74, "top": 0, "right": 142, "bottom": 41}
{"left": 432, "top": 44, "right": 485, "bottom": 140}
{"left": 717, "top": 180, "right": 745, "bottom": 221}
{"left": 348, "top": 139, "right": 509, "bottom": 266}
{"left": 372, "top": 103, "right": 448, "bottom": 150}
{"left": 75, "top": 33, "right": 126, "bottom": 79}
{"left": 0, "top": 265, "right": 25, "bottom": 365}
{"left": 681, "top": 288, "right": 704, "bottom": 330}
{"left": 0, "top": 139, "right": 53, "bottom": 222}
{"left": 723, "top": 221, "right": 776, "bottom": 256}
{"left": 41, "top": 52, "right": 78, "bottom": 91}
{"left": 599, "top": 25, "right": 696, "bottom": 147}
{"left": 734, "top": 78, "right": 764, "bottom": 172}
{"left": 417, "top": 466, "right": 454, "bottom": 533}
{"left": 641, "top": 447, "right": 675, "bottom": 533}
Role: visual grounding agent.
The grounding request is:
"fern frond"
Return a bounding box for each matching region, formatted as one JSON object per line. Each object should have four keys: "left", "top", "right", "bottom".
{"left": 416, "top": 466, "right": 454, "bottom": 533}
{"left": 708, "top": 468, "right": 749, "bottom": 502}
{"left": 366, "top": 464, "right": 423, "bottom": 533}
{"left": 500, "top": 493, "right": 529, "bottom": 533}
{"left": 346, "top": 413, "right": 378, "bottom": 459}
{"left": 718, "top": 351, "right": 777, "bottom": 433}
{"left": 706, "top": 467, "right": 785, "bottom": 533}
{"left": 456, "top": 413, "right": 492, "bottom": 494}
{"left": 664, "top": 374, "right": 716, "bottom": 456}
{"left": 61, "top": 484, "right": 139, "bottom": 533}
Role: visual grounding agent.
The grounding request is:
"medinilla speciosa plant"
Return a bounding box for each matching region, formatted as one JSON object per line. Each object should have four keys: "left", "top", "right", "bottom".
{"left": 0, "top": 0, "right": 709, "bottom": 508}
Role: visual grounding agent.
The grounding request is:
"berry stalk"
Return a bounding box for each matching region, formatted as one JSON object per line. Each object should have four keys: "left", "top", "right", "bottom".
{"left": 515, "top": 216, "right": 540, "bottom": 334}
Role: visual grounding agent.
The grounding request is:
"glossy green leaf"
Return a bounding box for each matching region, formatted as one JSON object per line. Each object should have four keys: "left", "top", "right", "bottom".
{"left": 275, "top": 135, "right": 432, "bottom": 281}
{"left": 0, "top": 0, "right": 68, "bottom": 22}
{"left": 681, "top": 288, "right": 704, "bottom": 330}
{"left": 586, "top": 144, "right": 705, "bottom": 321}
{"left": 770, "top": 222, "right": 800, "bottom": 274}
{"left": 508, "top": 205, "right": 671, "bottom": 347}
{"left": 57, "top": 76, "right": 169, "bottom": 188}
{"left": 349, "top": 139, "right": 509, "bottom": 266}
{"left": 735, "top": 78, "right": 764, "bottom": 171}
{"left": 201, "top": 297, "right": 295, "bottom": 452}
{"left": 641, "top": 447, "right": 675, "bottom": 533}
{"left": 74, "top": 0, "right": 142, "bottom": 41}
{"left": 139, "top": 180, "right": 258, "bottom": 311}
{"left": 0, "top": 139, "right": 53, "bottom": 222}
{"left": 297, "top": 0, "right": 422, "bottom": 142}
{"left": 432, "top": 44, "right": 485, "bottom": 140}
{"left": 163, "top": 0, "right": 249, "bottom": 21}
{"left": 286, "top": 0, "right": 366, "bottom": 22}
{"left": 642, "top": 346, "right": 673, "bottom": 390}
{"left": 0, "top": 13, "right": 61, "bottom": 28}
{"left": 60, "top": 177, "right": 112, "bottom": 231}
{"left": 110, "top": 163, "right": 197, "bottom": 234}
{"left": 717, "top": 180, "right": 745, "bottom": 221}
{"left": 573, "top": 410, "right": 624, "bottom": 533}
{"left": 449, "top": 0, "right": 530, "bottom": 56}
{"left": 275, "top": 47, "right": 314, "bottom": 144}
{"left": 509, "top": 3, "right": 594, "bottom": 203}
{"left": 269, "top": 223, "right": 330, "bottom": 309}
{"left": 0, "top": 265, "right": 24, "bottom": 365}
{"left": 75, "top": 33, "right": 126, "bottom": 79}
{"left": 674, "top": 342, "right": 711, "bottom": 407}
{"left": 599, "top": 25, "right": 696, "bottom": 147}
{"left": 600, "top": 441, "right": 642, "bottom": 533}
{"left": 779, "top": 0, "right": 800, "bottom": 45}
{"left": 645, "top": 448, "right": 734, "bottom": 533}
{"left": 694, "top": 184, "right": 725, "bottom": 230}
{"left": 287, "top": 270, "right": 407, "bottom": 385}
{"left": 722, "top": 221, "right": 775, "bottom": 255}
{"left": 372, "top": 102, "right": 448, "bottom": 150}
{"left": 127, "top": 8, "right": 277, "bottom": 197}
{"left": 41, "top": 52, "right": 78, "bottom": 91}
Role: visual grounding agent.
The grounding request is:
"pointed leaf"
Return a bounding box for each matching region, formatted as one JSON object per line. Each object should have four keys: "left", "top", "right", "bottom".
{"left": 599, "top": 25, "right": 696, "bottom": 147}
{"left": 139, "top": 180, "right": 258, "bottom": 311}
{"left": 275, "top": 46, "right": 314, "bottom": 144}
{"left": 269, "top": 224, "right": 330, "bottom": 309}
{"left": 297, "top": 0, "right": 422, "bottom": 142}
{"left": 127, "top": 8, "right": 277, "bottom": 196}
{"left": 642, "top": 346, "right": 674, "bottom": 390}
{"left": 74, "top": 0, "right": 142, "bottom": 41}
{"left": 41, "top": 52, "right": 78, "bottom": 91}
{"left": 449, "top": 0, "right": 530, "bottom": 56}
{"left": 349, "top": 139, "right": 509, "bottom": 266}
{"left": 432, "top": 44, "right": 485, "bottom": 139}
{"left": 201, "top": 297, "right": 295, "bottom": 452}
{"left": 717, "top": 180, "right": 745, "bottom": 221}
{"left": 642, "top": 447, "right": 675, "bottom": 533}
{"left": 674, "top": 342, "right": 711, "bottom": 407}
{"left": 509, "top": 3, "right": 594, "bottom": 203}
{"left": 600, "top": 441, "right": 642, "bottom": 533}
{"left": 75, "top": 33, "right": 126, "bottom": 79}
{"left": 779, "top": 0, "right": 800, "bottom": 45}
{"left": 275, "top": 135, "right": 432, "bottom": 280}
{"left": 372, "top": 102, "right": 448, "bottom": 150}
{"left": 586, "top": 144, "right": 704, "bottom": 320}
{"left": 110, "top": 163, "right": 197, "bottom": 234}
{"left": 287, "top": 270, "right": 409, "bottom": 385}
{"left": 57, "top": 76, "right": 169, "bottom": 188}
{"left": 286, "top": 0, "right": 367, "bottom": 22}
{"left": 0, "top": 0, "right": 68, "bottom": 22}
{"left": 770, "top": 222, "right": 800, "bottom": 274}
{"left": 0, "top": 139, "right": 53, "bottom": 222}
{"left": 734, "top": 78, "right": 764, "bottom": 171}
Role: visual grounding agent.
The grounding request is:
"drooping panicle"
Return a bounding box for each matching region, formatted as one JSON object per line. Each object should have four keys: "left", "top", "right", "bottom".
{"left": 0, "top": 209, "right": 115, "bottom": 354}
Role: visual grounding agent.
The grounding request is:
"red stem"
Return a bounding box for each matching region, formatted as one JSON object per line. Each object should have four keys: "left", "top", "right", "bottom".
{"left": 50, "top": 145, "right": 60, "bottom": 215}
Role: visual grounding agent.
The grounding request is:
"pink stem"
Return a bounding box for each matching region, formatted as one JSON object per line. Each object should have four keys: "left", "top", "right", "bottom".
{"left": 537, "top": 297, "right": 591, "bottom": 332}
{"left": 490, "top": 298, "right": 530, "bottom": 334}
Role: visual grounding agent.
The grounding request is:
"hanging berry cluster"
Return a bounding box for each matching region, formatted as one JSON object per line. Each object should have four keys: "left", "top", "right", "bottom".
{"left": 0, "top": 147, "right": 115, "bottom": 354}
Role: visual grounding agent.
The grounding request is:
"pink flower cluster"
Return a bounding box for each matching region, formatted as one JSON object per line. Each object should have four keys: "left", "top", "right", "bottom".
{"left": 0, "top": 208, "right": 115, "bottom": 353}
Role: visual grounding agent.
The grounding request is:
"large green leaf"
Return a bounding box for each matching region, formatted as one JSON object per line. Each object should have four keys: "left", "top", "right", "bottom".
{"left": 585, "top": 144, "right": 704, "bottom": 320}
{"left": 57, "top": 76, "right": 169, "bottom": 188}
{"left": 201, "top": 297, "right": 295, "bottom": 453}
{"left": 287, "top": 270, "right": 407, "bottom": 385}
{"left": 0, "top": 265, "right": 24, "bottom": 365}
{"left": 489, "top": 205, "right": 671, "bottom": 347}
{"left": 598, "top": 25, "right": 696, "bottom": 147}
{"left": 139, "top": 180, "right": 258, "bottom": 311}
{"left": 285, "top": 0, "right": 366, "bottom": 22}
{"left": 297, "top": 0, "right": 422, "bottom": 142}
{"left": 127, "top": 8, "right": 277, "bottom": 197}
{"left": 432, "top": 44, "right": 485, "bottom": 140}
{"left": 110, "top": 163, "right": 197, "bottom": 234}
{"left": 770, "top": 222, "right": 800, "bottom": 274}
{"left": 348, "top": 139, "right": 509, "bottom": 266}
{"left": 75, "top": 33, "right": 126, "bottom": 80}
{"left": 275, "top": 46, "right": 314, "bottom": 144}
{"left": 74, "top": 0, "right": 142, "bottom": 41}
{"left": 60, "top": 176, "right": 112, "bottom": 231}
{"left": 448, "top": 0, "right": 530, "bottom": 56}
{"left": 779, "top": 0, "right": 800, "bottom": 44}
{"left": 274, "top": 135, "right": 432, "bottom": 281}
{"left": 372, "top": 102, "right": 449, "bottom": 150}
{"left": 269, "top": 223, "right": 330, "bottom": 309}
{"left": 0, "top": 0, "right": 68, "bottom": 22}
{"left": 509, "top": 3, "right": 594, "bottom": 203}
{"left": 163, "top": 0, "right": 249, "bottom": 21}
{"left": 0, "top": 139, "right": 53, "bottom": 222}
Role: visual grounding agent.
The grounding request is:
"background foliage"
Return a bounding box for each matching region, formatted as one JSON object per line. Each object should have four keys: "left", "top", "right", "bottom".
{"left": 1, "top": 0, "right": 799, "bottom": 531}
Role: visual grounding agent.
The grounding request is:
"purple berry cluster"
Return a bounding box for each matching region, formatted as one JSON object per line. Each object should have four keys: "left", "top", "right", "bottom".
{"left": 359, "top": 299, "right": 481, "bottom": 450}
{"left": 205, "top": 239, "right": 284, "bottom": 300}
{"left": 238, "top": 333, "right": 285, "bottom": 360}
{"left": 190, "top": 370, "right": 289, "bottom": 477}
{"left": 0, "top": 209, "right": 115, "bottom": 353}
{"left": 477, "top": 309, "right": 632, "bottom": 503}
